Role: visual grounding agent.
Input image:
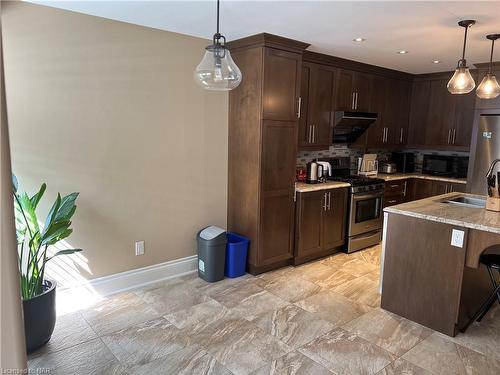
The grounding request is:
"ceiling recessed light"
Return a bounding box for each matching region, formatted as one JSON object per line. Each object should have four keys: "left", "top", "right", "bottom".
{"left": 397, "top": 50, "right": 409, "bottom": 54}
{"left": 433, "top": 60, "right": 441, "bottom": 64}
{"left": 353, "top": 37, "right": 366, "bottom": 42}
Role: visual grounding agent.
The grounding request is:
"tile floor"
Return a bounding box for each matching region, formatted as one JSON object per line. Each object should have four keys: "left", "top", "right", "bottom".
{"left": 28, "top": 245, "right": 500, "bottom": 375}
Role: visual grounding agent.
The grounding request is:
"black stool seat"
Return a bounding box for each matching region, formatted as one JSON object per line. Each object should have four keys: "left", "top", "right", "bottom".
{"left": 480, "top": 253, "right": 500, "bottom": 270}
{"left": 461, "top": 247, "right": 500, "bottom": 332}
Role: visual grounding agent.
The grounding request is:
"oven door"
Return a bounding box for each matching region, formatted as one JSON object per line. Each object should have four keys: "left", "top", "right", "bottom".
{"left": 349, "top": 190, "right": 384, "bottom": 236}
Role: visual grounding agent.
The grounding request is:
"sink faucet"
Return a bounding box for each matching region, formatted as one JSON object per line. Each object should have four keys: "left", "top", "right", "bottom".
{"left": 486, "top": 158, "right": 500, "bottom": 178}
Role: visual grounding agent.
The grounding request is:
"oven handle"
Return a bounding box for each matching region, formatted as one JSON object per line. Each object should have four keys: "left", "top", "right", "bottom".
{"left": 352, "top": 191, "right": 384, "bottom": 200}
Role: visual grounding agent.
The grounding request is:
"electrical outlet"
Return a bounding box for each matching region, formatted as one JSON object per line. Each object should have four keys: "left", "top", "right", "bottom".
{"left": 450, "top": 229, "right": 464, "bottom": 248}
{"left": 135, "top": 241, "right": 145, "bottom": 256}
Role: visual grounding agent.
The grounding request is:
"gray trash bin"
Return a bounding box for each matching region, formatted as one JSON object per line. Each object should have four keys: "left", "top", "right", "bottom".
{"left": 197, "top": 226, "right": 227, "bottom": 282}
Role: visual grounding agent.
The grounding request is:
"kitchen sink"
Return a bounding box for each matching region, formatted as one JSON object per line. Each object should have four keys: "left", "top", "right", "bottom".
{"left": 443, "top": 196, "right": 486, "bottom": 208}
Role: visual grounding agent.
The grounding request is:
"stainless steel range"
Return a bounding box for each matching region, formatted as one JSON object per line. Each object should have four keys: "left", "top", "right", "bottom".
{"left": 325, "top": 157, "right": 385, "bottom": 253}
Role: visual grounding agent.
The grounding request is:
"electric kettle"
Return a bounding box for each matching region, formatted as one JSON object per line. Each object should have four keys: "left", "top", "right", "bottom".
{"left": 306, "top": 161, "right": 324, "bottom": 184}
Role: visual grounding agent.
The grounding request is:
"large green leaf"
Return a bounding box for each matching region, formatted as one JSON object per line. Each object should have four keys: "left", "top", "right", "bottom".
{"left": 30, "top": 183, "right": 46, "bottom": 209}
{"left": 41, "top": 220, "right": 71, "bottom": 246}
{"left": 55, "top": 192, "right": 79, "bottom": 222}
{"left": 46, "top": 248, "right": 82, "bottom": 262}
{"left": 43, "top": 193, "right": 61, "bottom": 233}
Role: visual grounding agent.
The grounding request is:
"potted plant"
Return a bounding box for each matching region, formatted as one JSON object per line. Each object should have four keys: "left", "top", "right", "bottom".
{"left": 13, "top": 175, "right": 82, "bottom": 353}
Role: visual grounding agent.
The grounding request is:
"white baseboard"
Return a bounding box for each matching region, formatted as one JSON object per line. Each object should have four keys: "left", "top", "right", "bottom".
{"left": 58, "top": 255, "right": 198, "bottom": 297}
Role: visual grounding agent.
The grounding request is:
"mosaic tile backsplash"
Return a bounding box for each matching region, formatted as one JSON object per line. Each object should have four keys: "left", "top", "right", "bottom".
{"left": 297, "top": 146, "right": 469, "bottom": 174}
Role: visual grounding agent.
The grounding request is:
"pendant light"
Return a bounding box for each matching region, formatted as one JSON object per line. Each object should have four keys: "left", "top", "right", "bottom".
{"left": 447, "top": 20, "right": 476, "bottom": 94}
{"left": 193, "top": 0, "right": 242, "bottom": 91}
{"left": 476, "top": 34, "right": 500, "bottom": 99}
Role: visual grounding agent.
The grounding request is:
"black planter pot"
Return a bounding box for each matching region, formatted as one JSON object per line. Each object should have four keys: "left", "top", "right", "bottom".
{"left": 23, "top": 280, "right": 57, "bottom": 353}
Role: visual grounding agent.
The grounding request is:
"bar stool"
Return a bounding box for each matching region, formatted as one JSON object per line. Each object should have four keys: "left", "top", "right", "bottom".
{"left": 461, "top": 247, "right": 500, "bottom": 332}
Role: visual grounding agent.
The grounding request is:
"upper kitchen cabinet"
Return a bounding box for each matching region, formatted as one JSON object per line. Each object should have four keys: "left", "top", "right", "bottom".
{"left": 408, "top": 79, "right": 431, "bottom": 146}
{"left": 298, "top": 62, "right": 336, "bottom": 150}
{"left": 365, "top": 77, "right": 411, "bottom": 148}
{"left": 227, "top": 33, "right": 310, "bottom": 275}
{"left": 408, "top": 73, "right": 475, "bottom": 150}
{"left": 334, "top": 69, "right": 373, "bottom": 112}
{"left": 386, "top": 79, "right": 411, "bottom": 145}
{"left": 263, "top": 48, "right": 302, "bottom": 122}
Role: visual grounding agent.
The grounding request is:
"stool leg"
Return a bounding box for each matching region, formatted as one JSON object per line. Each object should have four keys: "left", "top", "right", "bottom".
{"left": 486, "top": 267, "right": 500, "bottom": 305}
{"left": 461, "top": 283, "right": 500, "bottom": 332}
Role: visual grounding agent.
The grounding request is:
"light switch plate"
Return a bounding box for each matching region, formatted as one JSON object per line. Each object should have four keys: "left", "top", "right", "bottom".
{"left": 135, "top": 240, "right": 145, "bottom": 256}
{"left": 451, "top": 229, "right": 465, "bottom": 248}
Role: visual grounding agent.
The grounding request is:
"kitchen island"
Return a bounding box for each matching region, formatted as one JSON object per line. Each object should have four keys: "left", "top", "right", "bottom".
{"left": 380, "top": 192, "right": 500, "bottom": 336}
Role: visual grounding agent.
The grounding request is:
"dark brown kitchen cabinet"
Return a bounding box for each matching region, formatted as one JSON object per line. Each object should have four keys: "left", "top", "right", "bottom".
{"left": 298, "top": 62, "right": 335, "bottom": 150}
{"left": 407, "top": 178, "right": 466, "bottom": 201}
{"left": 263, "top": 48, "right": 302, "bottom": 122}
{"left": 335, "top": 69, "right": 372, "bottom": 112}
{"left": 227, "top": 34, "right": 310, "bottom": 275}
{"left": 408, "top": 74, "right": 475, "bottom": 149}
{"left": 425, "top": 79, "right": 456, "bottom": 147}
{"left": 383, "top": 179, "right": 409, "bottom": 208}
{"left": 387, "top": 79, "right": 411, "bottom": 145}
{"left": 295, "top": 188, "right": 348, "bottom": 265}
{"left": 365, "top": 75, "right": 388, "bottom": 147}
{"left": 408, "top": 80, "right": 431, "bottom": 146}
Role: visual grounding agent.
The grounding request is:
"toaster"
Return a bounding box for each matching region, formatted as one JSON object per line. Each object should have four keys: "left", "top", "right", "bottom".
{"left": 379, "top": 162, "right": 397, "bottom": 174}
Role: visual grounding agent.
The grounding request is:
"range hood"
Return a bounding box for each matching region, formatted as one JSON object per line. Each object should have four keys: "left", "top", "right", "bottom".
{"left": 333, "top": 111, "right": 378, "bottom": 143}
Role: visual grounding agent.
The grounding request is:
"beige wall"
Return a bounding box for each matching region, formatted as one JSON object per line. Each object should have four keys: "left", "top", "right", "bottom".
{"left": 2, "top": 2, "right": 228, "bottom": 283}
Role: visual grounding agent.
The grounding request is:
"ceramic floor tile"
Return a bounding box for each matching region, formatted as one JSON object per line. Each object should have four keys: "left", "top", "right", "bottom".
{"left": 81, "top": 292, "right": 161, "bottom": 335}
{"left": 294, "top": 290, "right": 370, "bottom": 326}
{"left": 251, "top": 350, "right": 334, "bottom": 375}
{"left": 101, "top": 317, "right": 188, "bottom": 367}
{"left": 249, "top": 304, "right": 336, "bottom": 349}
{"left": 210, "top": 282, "right": 289, "bottom": 320}
{"left": 193, "top": 317, "right": 292, "bottom": 375}
{"left": 321, "top": 256, "right": 379, "bottom": 277}
{"left": 375, "top": 358, "right": 432, "bottom": 375}
{"left": 298, "top": 262, "right": 358, "bottom": 289}
{"left": 449, "top": 320, "right": 500, "bottom": 361}
{"left": 128, "top": 345, "right": 232, "bottom": 375}
{"left": 28, "top": 338, "right": 125, "bottom": 375}
{"left": 343, "top": 308, "right": 433, "bottom": 356}
{"left": 330, "top": 272, "right": 381, "bottom": 308}
{"left": 299, "top": 328, "right": 396, "bottom": 375}
{"left": 29, "top": 311, "right": 97, "bottom": 356}
{"left": 402, "top": 332, "right": 500, "bottom": 375}
{"left": 135, "top": 280, "right": 212, "bottom": 315}
{"left": 164, "top": 298, "right": 235, "bottom": 330}
{"left": 255, "top": 274, "right": 322, "bottom": 303}
{"left": 358, "top": 245, "right": 382, "bottom": 266}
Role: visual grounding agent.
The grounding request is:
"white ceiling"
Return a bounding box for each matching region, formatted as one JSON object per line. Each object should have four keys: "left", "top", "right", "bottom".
{"left": 29, "top": 1, "right": 500, "bottom": 74}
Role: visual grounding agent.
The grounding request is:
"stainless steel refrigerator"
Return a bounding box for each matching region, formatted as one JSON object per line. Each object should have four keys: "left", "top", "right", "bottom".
{"left": 468, "top": 113, "right": 500, "bottom": 195}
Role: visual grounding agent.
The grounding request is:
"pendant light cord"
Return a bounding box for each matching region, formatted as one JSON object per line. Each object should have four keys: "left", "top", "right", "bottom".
{"left": 216, "top": 0, "right": 220, "bottom": 35}
{"left": 489, "top": 39, "right": 495, "bottom": 74}
{"left": 461, "top": 25, "right": 469, "bottom": 63}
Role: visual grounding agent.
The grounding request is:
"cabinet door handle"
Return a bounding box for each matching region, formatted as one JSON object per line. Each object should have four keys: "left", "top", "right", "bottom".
{"left": 449, "top": 184, "right": 453, "bottom": 193}
{"left": 309, "top": 125, "right": 313, "bottom": 143}
{"left": 312, "top": 125, "right": 315, "bottom": 143}
{"left": 297, "top": 97, "right": 302, "bottom": 118}
{"left": 351, "top": 92, "right": 355, "bottom": 109}
{"left": 388, "top": 199, "right": 397, "bottom": 204}
{"left": 447, "top": 128, "right": 451, "bottom": 144}
{"left": 452, "top": 128, "right": 456, "bottom": 144}
{"left": 328, "top": 192, "right": 332, "bottom": 211}
{"left": 399, "top": 128, "right": 404, "bottom": 143}
{"left": 354, "top": 92, "right": 358, "bottom": 110}
{"left": 323, "top": 193, "right": 328, "bottom": 211}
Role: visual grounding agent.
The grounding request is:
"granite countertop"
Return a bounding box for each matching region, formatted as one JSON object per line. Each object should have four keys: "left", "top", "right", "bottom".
{"left": 295, "top": 181, "right": 351, "bottom": 193}
{"left": 384, "top": 192, "right": 500, "bottom": 234}
{"left": 375, "top": 173, "right": 467, "bottom": 184}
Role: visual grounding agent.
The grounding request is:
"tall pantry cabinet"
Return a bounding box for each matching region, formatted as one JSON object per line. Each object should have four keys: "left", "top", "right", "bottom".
{"left": 227, "top": 34, "right": 310, "bottom": 274}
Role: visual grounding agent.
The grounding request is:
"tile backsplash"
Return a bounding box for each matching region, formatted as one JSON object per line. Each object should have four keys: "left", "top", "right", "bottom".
{"left": 297, "top": 146, "right": 469, "bottom": 174}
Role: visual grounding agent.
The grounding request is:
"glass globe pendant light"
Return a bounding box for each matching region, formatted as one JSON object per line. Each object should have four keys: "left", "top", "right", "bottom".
{"left": 476, "top": 34, "right": 500, "bottom": 99}
{"left": 448, "top": 20, "right": 476, "bottom": 94}
{"left": 193, "top": 0, "right": 242, "bottom": 91}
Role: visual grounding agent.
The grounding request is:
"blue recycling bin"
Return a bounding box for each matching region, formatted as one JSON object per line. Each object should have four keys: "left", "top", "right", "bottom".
{"left": 225, "top": 233, "right": 250, "bottom": 278}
